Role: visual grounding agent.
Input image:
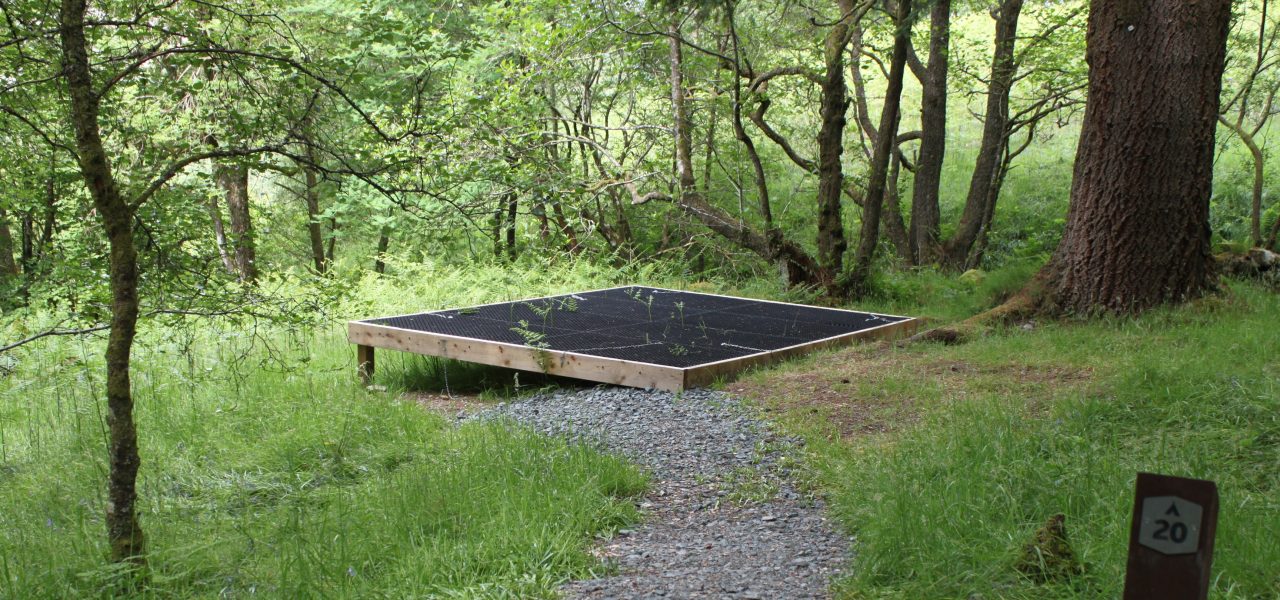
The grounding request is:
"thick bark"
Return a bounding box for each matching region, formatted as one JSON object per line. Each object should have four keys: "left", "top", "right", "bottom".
{"left": 215, "top": 163, "right": 256, "bottom": 282}
{"left": 845, "top": 0, "right": 912, "bottom": 295}
{"left": 814, "top": 0, "right": 855, "bottom": 276}
{"left": 302, "top": 167, "right": 326, "bottom": 274}
{"left": 0, "top": 208, "right": 17, "bottom": 275}
{"left": 909, "top": 0, "right": 950, "bottom": 263}
{"left": 1036, "top": 0, "right": 1230, "bottom": 314}
{"left": 942, "top": 0, "right": 1022, "bottom": 269}
{"left": 59, "top": 0, "right": 146, "bottom": 565}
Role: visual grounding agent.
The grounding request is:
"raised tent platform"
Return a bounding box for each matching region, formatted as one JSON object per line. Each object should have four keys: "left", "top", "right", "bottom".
{"left": 348, "top": 286, "right": 917, "bottom": 392}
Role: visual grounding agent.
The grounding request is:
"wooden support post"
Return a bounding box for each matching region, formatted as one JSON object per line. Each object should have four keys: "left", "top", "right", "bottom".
{"left": 1123, "top": 472, "right": 1219, "bottom": 600}
{"left": 357, "top": 344, "right": 374, "bottom": 385}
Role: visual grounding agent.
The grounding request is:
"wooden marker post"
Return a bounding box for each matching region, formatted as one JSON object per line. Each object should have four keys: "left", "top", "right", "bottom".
{"left": 1123, "top": 472, "right": 1219, "bottom": 600}
{"left": 357, "top": 344, "right": 375, "bottom": 385}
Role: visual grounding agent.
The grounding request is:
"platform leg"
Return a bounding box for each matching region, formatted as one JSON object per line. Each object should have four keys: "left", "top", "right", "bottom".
{"left": 357, "top": 345, "right": 375, "bottom": 385}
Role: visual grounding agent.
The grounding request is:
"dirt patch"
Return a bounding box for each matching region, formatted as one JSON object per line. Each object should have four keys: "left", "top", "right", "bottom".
{"left": 726, "top": 344, "right": 1092, "bottom": 439}
{"left": 406, "top": 391, "right": 490, "bottom": 418}
{"left": 726, "top": 346, "right": 925, "bottom": 438}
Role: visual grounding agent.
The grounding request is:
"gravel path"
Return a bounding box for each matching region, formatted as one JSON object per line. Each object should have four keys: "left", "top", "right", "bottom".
{"left": 471, "top": 387, "right": 850, "bottom": 599}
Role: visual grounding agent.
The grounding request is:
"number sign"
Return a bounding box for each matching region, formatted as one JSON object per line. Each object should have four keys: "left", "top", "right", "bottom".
{"left": 1123, "top": 473, "right": 1218, "bottom": 600}
{"left": 1137, "top": 496, "right": 1202, "bottom": 555}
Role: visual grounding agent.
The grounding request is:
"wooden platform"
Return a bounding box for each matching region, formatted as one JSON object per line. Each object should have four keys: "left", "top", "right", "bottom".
{"left": 348, "top": 286, "right": 918, "bottom": 392}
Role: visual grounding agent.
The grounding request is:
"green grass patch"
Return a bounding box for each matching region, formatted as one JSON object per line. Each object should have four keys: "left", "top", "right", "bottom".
{"left": 749, "top": 282, "right": 1279, "bottom": 599}
{"left": 0, "top": 333, "right": 646, "bottom": 598}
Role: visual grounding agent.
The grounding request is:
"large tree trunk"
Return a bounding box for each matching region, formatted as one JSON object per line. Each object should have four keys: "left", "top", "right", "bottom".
{"left": 59, "top": 0, "right": 146, "bottom": 566}
{"left": 845, "top": 0, "right": 912, "bottom": 295}
{"left": 942, "top": 0, "right": 1021, "bottom": 269}
{"left": 216, "top": 163, "right": 256, "bottom": 282}
{"left": 0, "top": 208, "right": 17, "bottom": 276}
{"left": 1034, "top": 0, "right": 1230, "bottom": 314}
{"left": 814, "top": 0, "right": 855, "bottom": 277}
{"left": 908, "top": 0, "right": 950, "bottom": 264}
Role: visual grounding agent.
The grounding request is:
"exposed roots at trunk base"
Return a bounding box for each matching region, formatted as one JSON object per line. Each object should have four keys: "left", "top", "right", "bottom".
{"left": 906, "top": 275, "right": 1047, "bottom": 345}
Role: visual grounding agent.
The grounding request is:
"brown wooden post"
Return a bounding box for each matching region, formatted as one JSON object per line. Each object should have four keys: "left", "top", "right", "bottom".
{"left": 1123, "top": 472, "right": 1219, "bottom": 600}
{"left": 357, "top": 344, "right": 374, "bottom": 385}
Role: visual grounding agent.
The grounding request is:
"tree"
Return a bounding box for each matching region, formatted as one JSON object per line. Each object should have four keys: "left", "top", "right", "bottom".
{"left": 1031, "top": 0, "right": 1232, "bottom": 314}
{"left": 1219, "top": 0, "right": 1280, "bottom": 248}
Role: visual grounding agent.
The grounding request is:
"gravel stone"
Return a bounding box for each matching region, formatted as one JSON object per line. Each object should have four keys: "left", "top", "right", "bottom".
{"left": 469, "top": 387, "right": 850, "bottom": 599}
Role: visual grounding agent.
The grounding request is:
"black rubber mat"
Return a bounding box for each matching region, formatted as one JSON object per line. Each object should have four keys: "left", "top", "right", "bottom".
{"left": 362, "top": 286, "right": 909, "bottom": 368}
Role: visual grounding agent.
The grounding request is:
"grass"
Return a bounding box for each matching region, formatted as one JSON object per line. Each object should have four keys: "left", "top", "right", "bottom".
{"left": 0, "top": 257, "right": 799, "bottom": 598}
{"left": 732, "top": 279, "right": 1280, "bottom": 599}
{"left": 0, "top": 317, "right": 646, "bottom": 598}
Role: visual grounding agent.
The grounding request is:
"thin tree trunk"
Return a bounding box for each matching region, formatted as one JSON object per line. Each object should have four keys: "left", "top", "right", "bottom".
{"left": 59, "top": 0, "right": 146, "bottom": 566}
{"left": 909, "top": 0, "right": 950, "bottom": 263}
{"left": 551, "top": 201, "right": 579, "bottom": 254}
{"left": 0, "top": 208, "right": 17, "bottom": 275}
{"left": 1034, "top": 0, "right": 1230, "bottom": 314}
{"left": 966, "top": 158, "right": 1008, "bottom": 270}
{"left": 326, "top": 217, "right": 337, "bottom": 264}
{"left": 1217, "top": 116, "right": 1266, "bottom": 246}
{"left": 216, "top": 163, "right": 256, "bottom": 282}
{"left": 846, "top": 0, "right": 912, "bottom": 296}
{"left": 374, "top": 225, "right": 390, "bottom": 274}
{"left": 20, "top": 211, "right": 34, "bottom": 272}
{"left": 208, "top": 197, "right": 234, "bottom": 273}
{"left": 883, "top": 152, "right": 912, "bottom": 261}
{"left": 815, "top": 0, "right": 855, "bottom": 277}
{"left": 303, "top": 166, "right": 326, "bottom": 274}
{"left": 942, "top": 0, "right": 1022, "bottom": 269}
{"left": 671, "top": 20, "right": 697, "bottom": 193}
{"left": 505, "top": 192, "right": 518, "bottom": 259}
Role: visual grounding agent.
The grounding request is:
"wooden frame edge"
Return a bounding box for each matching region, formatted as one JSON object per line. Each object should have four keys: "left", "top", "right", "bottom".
{"left": 348, "top": 321, "right": 687, "bottom": 392}
{"left": 680, "top": 317, "right": 919, "bottom": 389}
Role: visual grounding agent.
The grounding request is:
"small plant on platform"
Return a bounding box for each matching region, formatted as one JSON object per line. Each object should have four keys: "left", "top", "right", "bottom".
{"left": 555, "top": 297, "right": 579, "bottom": 313}
{"left": 523, "top": 300, "right": 555, "bottom": 328}
{"left": 510, "top": 320, "right": 549, "bottom": 349}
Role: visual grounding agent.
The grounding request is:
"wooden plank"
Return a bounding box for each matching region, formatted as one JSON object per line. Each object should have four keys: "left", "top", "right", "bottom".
{"left": 348, "top": 321, "right": 687, "bottom": 391}
{"left": 681, "top": 317, "right": 918, "bottom": 389}
{"left": 356, "top": 344, "right": 374, "bottom": 385}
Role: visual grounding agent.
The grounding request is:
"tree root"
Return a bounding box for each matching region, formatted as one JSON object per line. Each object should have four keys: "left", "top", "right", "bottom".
{"left": 904, "top": 277, "right": 1046, "bottom": 345}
